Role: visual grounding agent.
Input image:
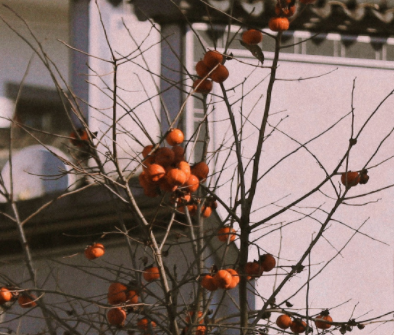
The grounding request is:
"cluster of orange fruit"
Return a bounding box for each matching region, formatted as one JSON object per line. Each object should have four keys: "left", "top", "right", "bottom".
{"left": 276, "top": 311, "right": 333, "bottom": 332}
{"left": 244, "top": 254, "right": 276, "bottom": 280}
{"left": 200, "top": 269, "right": 240, "bottom": 291}
{"left": 200, "top": 254, "right": 275, "bottom": 291}
{"left": 139, "top": 129, "right": 208, "bottom": 198}
{"left": 106, "top": 267, "right": 160, "bottom": 327}
{"left": 193, "top": 50, "right": 229, "bottom": 95}
{"left": 0, "top": 287, "right": 37, "bottom": 308}
{"left": 341, "top": 170, "right": 369, "bottom": 188}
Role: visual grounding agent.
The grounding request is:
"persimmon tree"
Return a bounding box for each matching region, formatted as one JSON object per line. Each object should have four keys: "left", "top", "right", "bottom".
{"left": 1, "top": 1, "right": 394, "bottom": 335}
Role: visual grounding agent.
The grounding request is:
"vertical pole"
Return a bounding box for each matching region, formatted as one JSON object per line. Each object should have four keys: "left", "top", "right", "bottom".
{"left": 160, "top": 23, "right": 184, "bottom": 133}
{"left": 69, "top": 0, "right": 90, "bottom": 127}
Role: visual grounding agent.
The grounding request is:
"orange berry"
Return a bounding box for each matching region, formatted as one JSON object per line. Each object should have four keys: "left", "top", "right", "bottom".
{"left": 242, "top": 29, "right": 263, "bottom": 45}
{"left": 146, "top": 164, "right": 166, "bottom": 182}
{"left": 201, "top": 206, "right": 212, "bottom": 218}
{"left": 276, "top": 314, "right": 292, "bottom": 330}
{"left": 259, "top": 253, "right": 276, "bottom": 272}
{"left": 107, "top": 307, "right": 127, "bottom": 326}
{"left": 191, "top": 162, "right": 209, "bottom": 181}
{"left": 225, "top": 269, "right": 240, "bottom": 289}
{"left": 166, "top": 129, "right": 184, "bottom": 146}
{"left": 217, "top": 227, "right": 236, "bottom": 242}
{"left": 178, "top": 161, "right": 191, "bottom": 180}
{"left": 166, "top": 168, "right": 187, "bottom": 188}
{"left": 155, "top": 147, "right": 175, "bottom": 167}
{"left": 172, "top": 145, "right": 185, "bottom": 163}
{"left": 108, "top": 282, "right": 128, "bottom": 305}
{"left": 0, "top": 287, "right": 12, "bottom": 304}
{"left": 18, "top": 293, "right": 37, "bottom": 308}
{"left": 200, "top": 275, "right": 218, "bottom": 291}
{"left": 142, "top": 144, "right": 154, "bottom": 158}
{"left": 84, "top": 243, "right": 105, "bottom": 260}
{"left": 268, "top": 17, "right": 290, "bottom": 32}
{"left": 196, "top": 60, "right": 211, "bottom": 78}
{"left": 341, "top": 171, "right": 360, "bottom": 188}
{"left": 143, "top": 266, "right": 160, "bottom": 282}
{"left": 213, "top": 270, "right": 233, "bottom": 289}
{"left": 203, "top": 50, "right": 223, "bottom": 68}
{"left": 185, "top": 174, "right": 199, "bottom": 193}
{"left": 193, "top": 79, "right": 213, "bottom": 94}
{"left": 210, "top": 64, "right": 229, "bottom": 83}
{"left": 315, "top": 314, "right": 333, "bottom": 330}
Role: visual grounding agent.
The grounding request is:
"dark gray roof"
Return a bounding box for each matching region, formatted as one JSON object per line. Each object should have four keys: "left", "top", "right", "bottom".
{"left": 130, "top": 0, "right": 394, "bottom": 36}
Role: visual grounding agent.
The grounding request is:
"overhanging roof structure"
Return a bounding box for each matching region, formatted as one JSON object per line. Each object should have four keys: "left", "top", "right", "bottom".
{"left": 130, "top": 0, "right": 394, "bottom": 36}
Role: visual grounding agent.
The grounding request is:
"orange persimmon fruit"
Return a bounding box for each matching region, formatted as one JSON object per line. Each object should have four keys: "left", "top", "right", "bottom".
{"left": 242, "top": 29, "right": 263, "bottom": 45}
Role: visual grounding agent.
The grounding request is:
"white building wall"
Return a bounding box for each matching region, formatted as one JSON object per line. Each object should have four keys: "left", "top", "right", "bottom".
{"left": 88, "top": 1, "right": 161, "bottom": 174}
{"left": 186, "top": 27, "right": 394, "bottom": 333}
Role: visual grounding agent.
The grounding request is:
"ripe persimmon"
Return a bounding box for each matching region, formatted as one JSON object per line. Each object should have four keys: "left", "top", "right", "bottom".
{"left": 143, "top": 266, "right": 160, "bottom": 282}
{"left": 125, "top": 290, "right": 139, "bottom": 305}
{"left": 146, "top": 164, "right": 166, "bottom": 182}
{"left": 226, "top": 269, "right": 240, "bottom": 289}
{"left": 259, "top": 253, "right": 276, "bottom": 272}
{"left": 200, "top": 274, "right": 218, "bottom": 291}
{"left": 0, "top": 287, "right": 12, "bottom": 304}
{"left": 315, "top": 314, "right": 333, "bottom": 329}
{"left": 210, "top": 64, "right": 229, "bottom": 83}
{"left": 184, "top": 174, "right": 199, "bottom": 193}
{"left": 18, "top": 293, "right": 37, "bottom": 308}
{"left": 290, "top": 319, "right": 307, "bottom": 333}
{"left": 217, "top": 227, "right": 236, "bottom": 242}
{"left": 245, "top": 261, "right": 263, "bottom": 279}
{"left": 172, "top": 145, "right": 185, "bottom": 162}
{"left": 341, "top": 171, "right": 360, "bottom": 187}
{"left": 268, "top": 17, "right": 290, "bottom": 32}
{"left": 108, "top": 282, "right": 128, "bottom": 305}
{"left": 166, "top": 168, "right": 187, "bottom": 188}
{"left": 193, "top": 79, "right": 213, "bottom": 94}
{"left": 107, "top": 307, "right": 127, "bottom": 326}
{"left": 201, "top": 206, "right": 212, "bottom": 218}
{"left": 84, "top": 243, "right": 105, "bottom": 260}
{"left": 178, "top": 161, "right": 191, "bottom": 180}
{"left": 166, "top": 129, "right": 184, "bottom": 146}
{"left": 196, "top": 60, "right": 211, "bottom": 78}
{"left": 137, "top": 318, "right": 156, "bottom": 331}
{"left": 203, "top": 50, "right": 223, "bottom": 68}
{"left": 242, "top": 29, "right": 263, "bottom": 45}
{"left": 213, "top": 269, "right": 233, "bottom": 289}
{"left": 159, "top": 177, "right": 175, "bottom": 193}
{"left": 155, "top": 147, "right": 175, "bottom": 167}
{"left": 142, "top": 144, "right": 154, "bottom": 158}
{"left": 191, "top": 162, "right": 209, "bottom": 181}
{"left": 276, "top": 314, "right": 292, "bottom": 330}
